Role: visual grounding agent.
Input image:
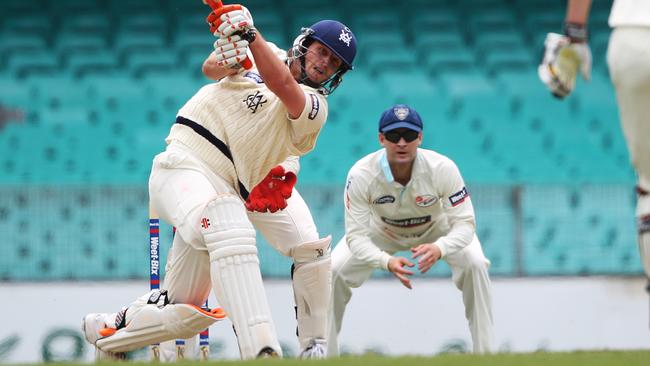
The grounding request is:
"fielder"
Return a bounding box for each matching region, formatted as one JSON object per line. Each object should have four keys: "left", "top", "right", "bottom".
{"left": 82, "top": 2, "right": 357, "bottom": 359}
{"left": 327, "top": 104, "right": 494, "bottom": 355}
{"left": 539, "top": 0, "right": 650, "bottom": 311}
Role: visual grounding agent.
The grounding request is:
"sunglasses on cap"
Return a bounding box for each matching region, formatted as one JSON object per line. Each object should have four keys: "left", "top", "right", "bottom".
{"left": 383, "top": 129, "right": 420, "bottom": 143}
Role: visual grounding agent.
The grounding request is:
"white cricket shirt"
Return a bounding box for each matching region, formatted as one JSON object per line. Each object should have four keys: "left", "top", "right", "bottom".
{"left": 167, "top": 42, "right": 327, "bottom": 196}
{"left": 344, "top": 148, "right": 476, "bottom": 270}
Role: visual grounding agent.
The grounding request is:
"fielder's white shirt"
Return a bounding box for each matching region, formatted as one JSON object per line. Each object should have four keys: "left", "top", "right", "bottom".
{"left": 609, "top": 0, "right": 650, "bottom": 27}
{"left": 344, "top": 148, "right": 476, "bottom": 270}
{"left": 167, "top": 42, "right": 327, "bottom": 195}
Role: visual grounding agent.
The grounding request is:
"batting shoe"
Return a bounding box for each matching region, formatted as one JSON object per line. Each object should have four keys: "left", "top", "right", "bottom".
{"left": 82, "top": 313, "right": 125, "bottom": 360}
{"left": 299, "top": 338, "right": 327, "bottom": 359}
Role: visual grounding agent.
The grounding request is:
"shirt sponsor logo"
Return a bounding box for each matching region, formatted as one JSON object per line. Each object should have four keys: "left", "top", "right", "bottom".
{"left": 308, "top": 93, "right": 320, "bottom": 120}
{"left": 244, "top": 71, "right": 264, "bottom": 83}
{"left": 415, "top": 194, "right": 438, "bottom": 207}
{"left": 243, "top": 91, "right": 267, "bottom": 113}
{"left": 373, "top": 195, "right": 395, "bottom": 204}
{"left": 381, "top": 215, "right": 431, "bottom": 228}
{"left": 449, "top": 187, "right": 469, "bottom": 207}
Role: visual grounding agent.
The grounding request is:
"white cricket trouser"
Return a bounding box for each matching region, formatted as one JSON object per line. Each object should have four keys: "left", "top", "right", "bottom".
{"left": 149, "top": 141, "right": 318, "bottom": 305}
{"left": 608, "top": 26, "right": 650, "bottom": 277}
{"left": 327, "top": 235, "right": 493, "bottom": 355}
{"left": 150, "top": 141, "right": 320, "bottom": 360}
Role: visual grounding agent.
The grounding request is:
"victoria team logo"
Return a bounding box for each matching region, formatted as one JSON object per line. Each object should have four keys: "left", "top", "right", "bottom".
{"left": 415, "top": 195, "right": 438, "bottom": 207}
{"left": 243, "top": 91, "right": 267, "bottom": 113}
{"left": 339, "top": 27, "right": 352, "bottom": 46}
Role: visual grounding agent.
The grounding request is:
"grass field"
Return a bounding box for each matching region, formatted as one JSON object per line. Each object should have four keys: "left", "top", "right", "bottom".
{"left": 14, "top": 351, "right": 650, "bottom": 366}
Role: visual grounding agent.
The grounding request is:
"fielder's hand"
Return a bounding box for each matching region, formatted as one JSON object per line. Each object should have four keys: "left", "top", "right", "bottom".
{"left": 411, "top": 243, "right": 442, "bottom": 274}
{"left": 213, "top": 34, "right": 250, "bottom": 69}
{"left": 388, "top": 256, "right": 414, "bottom": 289}
{"left": 245, "top": 166, "right": 297, "bottom": 213}
{"left": 538, "top": 32, "right": 591, "bottom": 99}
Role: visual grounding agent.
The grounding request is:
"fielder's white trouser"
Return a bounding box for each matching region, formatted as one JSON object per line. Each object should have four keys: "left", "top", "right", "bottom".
{"left": 327, "top": 235, "right": 493, "bottom": 356}
{"left": 160, "top": 189, "right": 331, "bottom": 359}
{"left": 147, "top": 142, "right": 281, "bottom": 359}
{"left": 608, "top": 26, "right": 650, "bottom": 278}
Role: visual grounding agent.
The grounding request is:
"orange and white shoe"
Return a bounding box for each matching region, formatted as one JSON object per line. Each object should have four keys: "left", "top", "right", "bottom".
{"left": 82, "top": 313, "right": 125, "bottom": 360}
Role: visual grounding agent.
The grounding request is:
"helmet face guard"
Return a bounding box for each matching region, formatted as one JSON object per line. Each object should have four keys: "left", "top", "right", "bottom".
{"left": 289, "top": 20, "right": 356, "bottom": 95}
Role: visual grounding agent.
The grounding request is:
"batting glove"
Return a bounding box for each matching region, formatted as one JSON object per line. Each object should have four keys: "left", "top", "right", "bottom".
{"left": 213, "top": 34, "right": 250, "bottom": 69}
{"left": 245, "top": 166, "right": 297, "bottom": 213}
{"left": 207, "top": 5, "right": 255, "bottom": 38}
{"left": 538, "top": 30, "right": 592, "bottom": 99}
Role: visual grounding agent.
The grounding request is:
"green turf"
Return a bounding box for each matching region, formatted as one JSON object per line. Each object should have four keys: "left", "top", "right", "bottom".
{"left": 12, "top": 350, "right": 650, "bottom": 366}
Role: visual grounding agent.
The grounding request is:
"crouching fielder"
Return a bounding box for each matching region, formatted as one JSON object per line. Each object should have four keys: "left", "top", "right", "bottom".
{"left": 81, "top": 3, "right": 357, "bottom": 360}
{"left": 327, "top": 105, "right": 494, "bottom": 356}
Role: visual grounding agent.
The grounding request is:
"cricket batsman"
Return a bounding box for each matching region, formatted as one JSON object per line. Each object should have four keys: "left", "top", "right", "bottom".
{"left": 81, "top": 1, "right": 357, "bottom": 359}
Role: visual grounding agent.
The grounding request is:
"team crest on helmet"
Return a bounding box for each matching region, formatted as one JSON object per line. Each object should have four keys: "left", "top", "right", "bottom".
{"left": 394, "top": 106, "right": 410, "bottom": 120}
{"left": 339, "top": 27, "right": 352, "bottom": 47}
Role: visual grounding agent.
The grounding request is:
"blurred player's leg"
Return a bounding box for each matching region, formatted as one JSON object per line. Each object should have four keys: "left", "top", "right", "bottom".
{"left": 159, "top": 231, "right": 212, "bottom": 361}
{"left": 327, "top": 237, "right": 375, "bottom": 357}
{"left": 250, "top": 189, "right": 331, "bottom": 357}
{"left": 202, "top": 195, "right": 282, "bottom": 359}
{"left": 445, "top": 236, "right": 494, "bottom": 354}
{"left": 608, "top": 27, "right": 650, "bottom": 280}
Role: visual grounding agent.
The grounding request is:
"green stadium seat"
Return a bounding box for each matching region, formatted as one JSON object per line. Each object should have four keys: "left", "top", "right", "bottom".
{"left": 2, "top": 15, "right": 52, "bottom": 37}
{"left": 6, "top": 50, "right": 59, "bottom": 78}
{"left": 414, "top": 32, "right": 466, "bottom": 53}
{"left": 126, "top": 48, "right": 178, "bottom": 78}
{"left": 0, "top": 34, "right": 47, "bottom": 65}
{"left": 366, "top": 47, "right": 418, "bottom": 75}
{"left": 425, "top": 48, "right": 476, "bottom": 77}
{"left": 60, "top": 13, "right": 111, "bottom": 35}
{"left": 119, "top": 13, "right": 167, "bottom": 35}
{"left": 114, "top": 33, "right": 167, "bottom": 55}
{"left": 408, "top": 9, "right": 463, "bottom": 36}
{"left": 482, "top": 48, "right": 535, "bottom": 76}
{"left": 64, "top": 50, "right": 119, "bottom": 78}
{"left": 55, "top": 32, "right": 108, "bottom": 54}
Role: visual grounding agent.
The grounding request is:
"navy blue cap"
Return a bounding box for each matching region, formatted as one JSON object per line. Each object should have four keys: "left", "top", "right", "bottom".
{"left": 378, "top": 104, "right": 423, "bottom": 132}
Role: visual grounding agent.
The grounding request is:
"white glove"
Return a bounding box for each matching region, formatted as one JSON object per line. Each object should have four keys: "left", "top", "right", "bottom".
{"left": 538, "top": 32, "right": 592, "bottom": 98}
{"left": 213, "top": 8, "right": 254, "bottom": 38}
{"left": 213, "top": 34, "right": 250, "bottom": 69}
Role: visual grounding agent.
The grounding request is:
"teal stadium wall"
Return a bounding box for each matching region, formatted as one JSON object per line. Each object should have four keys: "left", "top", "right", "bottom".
{"left": 0, "top": 0, "right": 641, "bottom": 281}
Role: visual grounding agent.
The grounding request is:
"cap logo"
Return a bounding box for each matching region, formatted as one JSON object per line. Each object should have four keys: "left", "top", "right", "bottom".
{"left": 339, "top": 27, "right": 352, "bottom": 47}
{"left": 394, "top": 106, "right": 409, "bottom": 120}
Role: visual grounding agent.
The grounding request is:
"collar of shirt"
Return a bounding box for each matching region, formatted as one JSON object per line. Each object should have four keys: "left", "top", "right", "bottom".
{"left": 378, "top": 149, "right": 422, "bottom": 186}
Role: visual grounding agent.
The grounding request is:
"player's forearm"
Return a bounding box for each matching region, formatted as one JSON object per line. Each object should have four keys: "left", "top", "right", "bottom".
{"left": 347, "top": 234, "right": 392, "bottom": 270}
{"left": 566, "top": 0, "right": 592, "bottom": 25}
{"left": 280, "top": 156, "right": 300, "bottom": 175}
{"left": 202, "top": 52, "right": 238, "bottom": 80}
{"left": 435, "top": 220, "right": 475, "bottom": 258}
{"left": 249, "top": 33, "right": 295, "bottom": 92}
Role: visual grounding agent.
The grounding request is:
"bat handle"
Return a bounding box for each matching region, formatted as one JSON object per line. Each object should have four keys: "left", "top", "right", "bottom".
{"left": 205, "top": 0, "right": 223, "bottom": 10}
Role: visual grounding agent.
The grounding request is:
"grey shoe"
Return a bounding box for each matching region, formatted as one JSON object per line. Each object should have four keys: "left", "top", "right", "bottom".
{"left": 299, "top": 338, "right": 327, "bottom": 359}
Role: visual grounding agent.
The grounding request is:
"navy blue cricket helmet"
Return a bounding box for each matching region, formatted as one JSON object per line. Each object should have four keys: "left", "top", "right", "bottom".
{"left": 290, "top": 20, "right": 357, "bottom": 95}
